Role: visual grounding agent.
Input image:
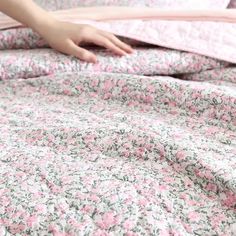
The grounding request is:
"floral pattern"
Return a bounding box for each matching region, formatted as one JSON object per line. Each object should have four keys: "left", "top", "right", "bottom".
{"left": 0, "top": 1, "right": 236, "bottom": 235}
{"left": 34, "top": 0, "right": 230, "bottom": 10}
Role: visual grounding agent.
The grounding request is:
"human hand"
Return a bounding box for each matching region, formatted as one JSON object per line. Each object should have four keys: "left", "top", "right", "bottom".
{"left": 37, "top": 20, "right": 134, "bottom": 63}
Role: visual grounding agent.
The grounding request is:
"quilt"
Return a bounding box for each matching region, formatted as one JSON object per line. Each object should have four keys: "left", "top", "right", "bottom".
{"left": 0, "top": 1, "right": 236, "bottom": 235}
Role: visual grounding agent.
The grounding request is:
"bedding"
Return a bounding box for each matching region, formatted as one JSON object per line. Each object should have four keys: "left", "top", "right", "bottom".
{"left": 34, "top": 0, "right": 231, "bottom": 10}
{"left": 2, "top": 7, "right": 236, "bottom": 63}
{"left": 0, "top": 1, "right": 236, "bottom": 236}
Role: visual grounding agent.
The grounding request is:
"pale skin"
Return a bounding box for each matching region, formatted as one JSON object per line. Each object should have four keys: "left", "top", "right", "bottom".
{"left": 0, "top": 0, "right": 134, "bottom": 63}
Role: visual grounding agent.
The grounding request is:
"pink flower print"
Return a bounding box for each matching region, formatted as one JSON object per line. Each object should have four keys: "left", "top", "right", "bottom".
{"left": 194, "top": 169, "right": 205, "bottom": 178}
{"left": 93, "top": 63, "right": 101, "bottom": 72}
{"left": 27, "top": 216, "right": 38, "bottom": 227}
{"left": 205, "top": 183, "right": 218, "bottom": 192}
{"left": 211, "top": 213, "right": 227, "bottom": 226}
{"left": 90, "top": 92, "right": 98, "bottom": 98}
{"left": 5, "top": 206, "right": 14, "bottom": 214}
{"left": 84, "top": 134, "right": 96, "bottom": 144}
{"left": 61, "top": 176, "right": 73, "bottom": 185}
{"left": 103, "top": 79, "right": 114, "bottom": 92}
{"left": 146, "top": 85, "right": 156, "bottom": 93}
{"left": 1, "top": 196, "right": 10, "bottom": 207}
{"left": 163, "top": 177, "right": 175, "bottom": 183}
{"left": 144, "top": 95, "right": 154, "bottom": 104}
{"left": 233, "top": 119, "right": 236, "bottom": 126}
{"left": 90, "top": 79, "right": 99, "bottom": 87}
{"left": 183, "top": 223, "right": 193, "bottom": 233}
{"left": 103, "top": 93, "right": 112, "bottom": 100}
{"left": 159, "top": 230, "right": 171, "bottom": 236}
{"left": 170, "top": 110, "right": 179, "bottom": 115}
{"left": 63, "top": 89, "right": 71, "bottom": 95}
{"left": 124, "top": 196, "right": 133, "bottom": 205}
{"left": 49, "top": 224, "right": 59, "bottom": 233}
{"left": 222, "top": 114, "right": 231, "bottom": 122}
{"left": 93, "top": 229, "right": 110, "bottom": 236}
{"left": 122, "top": 86, "right": 129, "bottom": 93}
{"left": 96, "top": 212, "right": 117, "bottom": 230}
{"left": 123, "top": 220, "right": 135, "bottom": 230}
{"left": 187, "top": 199, "right": 198, "bottom": 206}
{"left": 188, "top": 211, "right": 200, "bottom": 222}
{"left": 223, "top": 192, "right": 236, "bottom": 207}
{"left": 135, "top": 147, "right": 145, "bottom": 158}
{"left": 121, "top": 150, "right": 130, "bottom": 158}
{"left": 51, "top": 185, "right": 62, "bottom": 194}
{"left": 205, "top": 127, "right": 217, "bottom": 136}
{"left": 189, "top": 105, "right": 198, "bottom": 112}
{"left": 169, "top": 101, "right": 177, "bottom": 108}
{"left": 9, "top": 224, "right": 26, "bottom": 234}
{"left": 192, "top": 93, "right": 202, "bottom": 99}
{"left": 76, "top": 85, "right": 83, "bottom": 92}
{"left": 176, "top": 150, "right": 187, "bottom": 161}
{"left": 157, "top": 144, "right": 165, "bottom": 159}
{"left": 12, "top": 210, "right": 27, "bottom": 219}
{"left": 204, "top": 170, "right": 214, "bottom": 180}
{"left": 105, "top": 66, "right": 113, "bottom": 73}
{"left": 35, "top": 203, "right": 47, "bottom": 214}
{"left": 172, "top": 163, "right": 184, "bottom": 172}
{"left": 0, "top": 189, "right": 7, "bottom": 196}
{"left": 179, "top": 193, "right": 188, "bottom": 200}
{"left": 57, "top": 202, "right": 69, "bottom": 213}
{"left": 89, "top": 194, "right": 100, "bottom": 202}
{"left": 114, "top": 214, "right": 122, "bottom": 225}
{"left": 138, "top": 198, "right": 148, "bottom": 207}
{"left": 157, "top": 185, "right": 168, "bottom": 191}
{"left": 81, "top": 205, "right": 94, "bottom": 214}
{"left": 117, "top": 79, "right": 126, "bottom": 87}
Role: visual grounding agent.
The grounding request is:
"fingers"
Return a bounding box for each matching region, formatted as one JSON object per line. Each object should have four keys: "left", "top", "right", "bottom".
{"left": 66, "top": 40, "right": 97, "bottom": 63}
{"left": 84, "top": 34, "right": 128, "bottom": 56}
{"left": 100, "top": 31, "right": 134, "bottom": 54}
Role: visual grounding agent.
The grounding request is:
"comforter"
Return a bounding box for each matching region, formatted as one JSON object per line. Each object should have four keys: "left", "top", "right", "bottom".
{"left": 0, "top": 1, "right": 236, "bottom": 235}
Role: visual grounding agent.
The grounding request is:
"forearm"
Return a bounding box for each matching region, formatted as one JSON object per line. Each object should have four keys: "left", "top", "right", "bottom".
{"left": 0, "top": 0, "right": 56, "bottom": 33}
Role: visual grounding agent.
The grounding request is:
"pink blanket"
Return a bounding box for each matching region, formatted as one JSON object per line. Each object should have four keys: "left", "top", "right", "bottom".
{"left": 1, "top": 8, "right": 236, "bottom": 28}
{"left": 1, "top": 2, "right": 236, "bottom": 63}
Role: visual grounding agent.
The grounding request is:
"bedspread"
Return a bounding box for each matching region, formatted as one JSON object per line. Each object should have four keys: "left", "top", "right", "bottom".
{"left": 0, "top": 1, "right": 236, "bottom": 236}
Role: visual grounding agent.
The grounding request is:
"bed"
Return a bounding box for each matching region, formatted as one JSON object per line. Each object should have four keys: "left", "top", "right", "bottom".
{"left": 0, "top": 0, "right": 235, "bottom": 235}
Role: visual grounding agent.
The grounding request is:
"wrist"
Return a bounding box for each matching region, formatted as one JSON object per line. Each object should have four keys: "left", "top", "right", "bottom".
{"left": 31, "top": 13, "right": 57, "bottom": 35}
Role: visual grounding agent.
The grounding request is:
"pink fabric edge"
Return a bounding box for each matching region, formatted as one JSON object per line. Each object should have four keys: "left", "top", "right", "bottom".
{"left": 1, "top": 7, "right": 236, "bottom": 30}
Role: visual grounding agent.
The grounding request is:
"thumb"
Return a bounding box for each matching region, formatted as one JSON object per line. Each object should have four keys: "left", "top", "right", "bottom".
{"left": 66, "top": 40, "right": 97, "bottom": 63}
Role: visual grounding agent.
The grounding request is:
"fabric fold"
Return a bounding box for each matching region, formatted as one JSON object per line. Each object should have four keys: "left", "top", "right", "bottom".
{"left": 1, "top": 8, "right": 236, "bottom": 30}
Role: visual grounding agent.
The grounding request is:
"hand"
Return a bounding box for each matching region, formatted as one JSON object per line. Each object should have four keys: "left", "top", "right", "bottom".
{"left": 37, "top": 20, "right": 134, "bottom": 63}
